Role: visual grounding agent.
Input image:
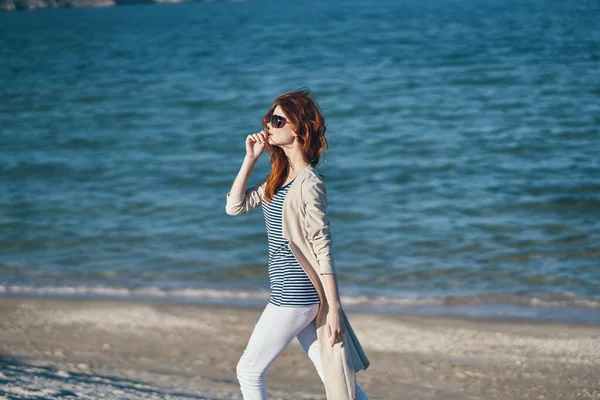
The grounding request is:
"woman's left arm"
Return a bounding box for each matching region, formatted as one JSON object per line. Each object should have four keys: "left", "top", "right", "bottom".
{"left": 304, "top": 178, "right": 346, "bottom": 346}
{"left": 320, "top": 273, "right": 345, "bottom": 347}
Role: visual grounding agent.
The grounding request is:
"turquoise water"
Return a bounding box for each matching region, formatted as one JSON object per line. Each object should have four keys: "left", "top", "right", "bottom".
{"left": 1, "top": 0, "right": 600, "bottom": 322}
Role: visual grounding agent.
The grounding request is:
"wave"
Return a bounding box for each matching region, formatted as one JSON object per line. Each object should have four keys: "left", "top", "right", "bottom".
{"left": 1, "top": 283, "right": 598, "bottom": 310}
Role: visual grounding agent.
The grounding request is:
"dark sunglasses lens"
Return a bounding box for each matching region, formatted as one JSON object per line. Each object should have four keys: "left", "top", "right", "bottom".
{"left": 271, "top": 115, "right": 285, "bottom": 128}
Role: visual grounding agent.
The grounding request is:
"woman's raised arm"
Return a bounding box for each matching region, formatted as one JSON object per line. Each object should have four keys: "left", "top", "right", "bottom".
{"left": 225, "top": 131, "right": 267, "bottom": 216}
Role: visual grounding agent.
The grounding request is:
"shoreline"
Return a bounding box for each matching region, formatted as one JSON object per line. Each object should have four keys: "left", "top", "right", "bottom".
{"left": 2, "top": 295, "right": 600, "bottom": 399}
{"left": 2, "top": 290, "right": 600, "bottom": 326}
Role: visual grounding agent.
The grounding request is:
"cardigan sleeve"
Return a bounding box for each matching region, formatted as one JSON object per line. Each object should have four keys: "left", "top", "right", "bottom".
{"left": 303, "top": 179, "right": 336, "bottom": 275}
{"left": 225, "top": 176, "right": 267, "bottom": 216}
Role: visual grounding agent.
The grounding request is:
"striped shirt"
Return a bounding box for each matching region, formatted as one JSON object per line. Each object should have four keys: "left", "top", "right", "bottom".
{"left": 262, "top": 178, "right": 320, "bottom": 307}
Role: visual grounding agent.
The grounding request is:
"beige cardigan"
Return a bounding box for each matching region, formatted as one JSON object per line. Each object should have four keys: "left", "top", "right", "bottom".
{"left": 225, "top": 164, "right": 370, "bottom": 400}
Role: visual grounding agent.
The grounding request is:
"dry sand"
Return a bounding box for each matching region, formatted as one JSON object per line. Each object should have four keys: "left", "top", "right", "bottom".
{"left": 1, "top": 296, "right": 599, "bottom": 399}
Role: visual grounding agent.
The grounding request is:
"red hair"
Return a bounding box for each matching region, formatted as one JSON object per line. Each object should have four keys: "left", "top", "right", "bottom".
{"left": 261, "top": 89, "right": 328, "bottom": 203}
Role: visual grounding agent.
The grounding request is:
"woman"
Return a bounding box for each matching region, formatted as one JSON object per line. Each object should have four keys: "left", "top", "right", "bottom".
{"left": 226, "top": 89, "right": 370, "bottom": 400}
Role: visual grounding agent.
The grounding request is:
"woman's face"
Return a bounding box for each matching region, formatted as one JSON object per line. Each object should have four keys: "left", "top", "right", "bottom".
{"left": 267, "top": 105, "right": 297, "bottom": 147}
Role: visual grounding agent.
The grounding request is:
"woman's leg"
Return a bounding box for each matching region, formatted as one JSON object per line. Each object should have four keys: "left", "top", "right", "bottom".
{"left": 297, "top": 317, "right": 369, "bottom": 400}
{"left": 236, "top": 302, "right": 319, "bottom": 399}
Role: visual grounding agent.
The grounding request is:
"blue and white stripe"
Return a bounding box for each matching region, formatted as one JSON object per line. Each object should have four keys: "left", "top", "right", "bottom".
{"left": 262, "top": 179, "right": 320, "bottom": 307}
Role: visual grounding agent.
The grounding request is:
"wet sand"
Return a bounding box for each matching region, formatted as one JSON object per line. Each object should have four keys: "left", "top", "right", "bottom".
{"left": 1, "top": 296, "right": 599, "bottom": 399}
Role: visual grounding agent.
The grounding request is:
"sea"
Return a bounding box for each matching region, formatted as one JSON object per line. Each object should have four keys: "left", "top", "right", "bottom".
{"left": 1, "top": 0, "right": 599, "bottom": 324}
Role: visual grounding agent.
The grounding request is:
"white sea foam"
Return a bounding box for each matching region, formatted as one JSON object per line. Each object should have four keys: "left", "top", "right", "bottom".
{"left": 1, "top": 284, "right": 599, "bottom": 310}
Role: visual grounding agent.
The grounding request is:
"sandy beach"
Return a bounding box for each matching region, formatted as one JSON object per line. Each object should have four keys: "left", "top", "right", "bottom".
{"left": 1, "top": 296, "right": 599, "bottom": 399}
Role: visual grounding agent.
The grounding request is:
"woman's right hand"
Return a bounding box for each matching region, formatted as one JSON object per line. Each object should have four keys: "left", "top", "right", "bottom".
{"left": 246, "top": 130, "right": 267, "bottom": 160}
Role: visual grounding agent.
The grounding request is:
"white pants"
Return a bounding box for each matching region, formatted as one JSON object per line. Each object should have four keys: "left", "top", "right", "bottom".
{"left": 236, "top": 302, "right": 368, "bottom": 400}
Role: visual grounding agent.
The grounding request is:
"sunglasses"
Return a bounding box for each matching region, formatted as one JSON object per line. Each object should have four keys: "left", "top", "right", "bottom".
{"left": 269, "top": 114, "right": 291, "bottom": 129}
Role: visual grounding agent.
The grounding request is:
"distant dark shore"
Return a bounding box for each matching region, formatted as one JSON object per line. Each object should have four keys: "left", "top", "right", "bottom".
{"left": 0, "top": 0, "right": 221, "bottom": 12}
